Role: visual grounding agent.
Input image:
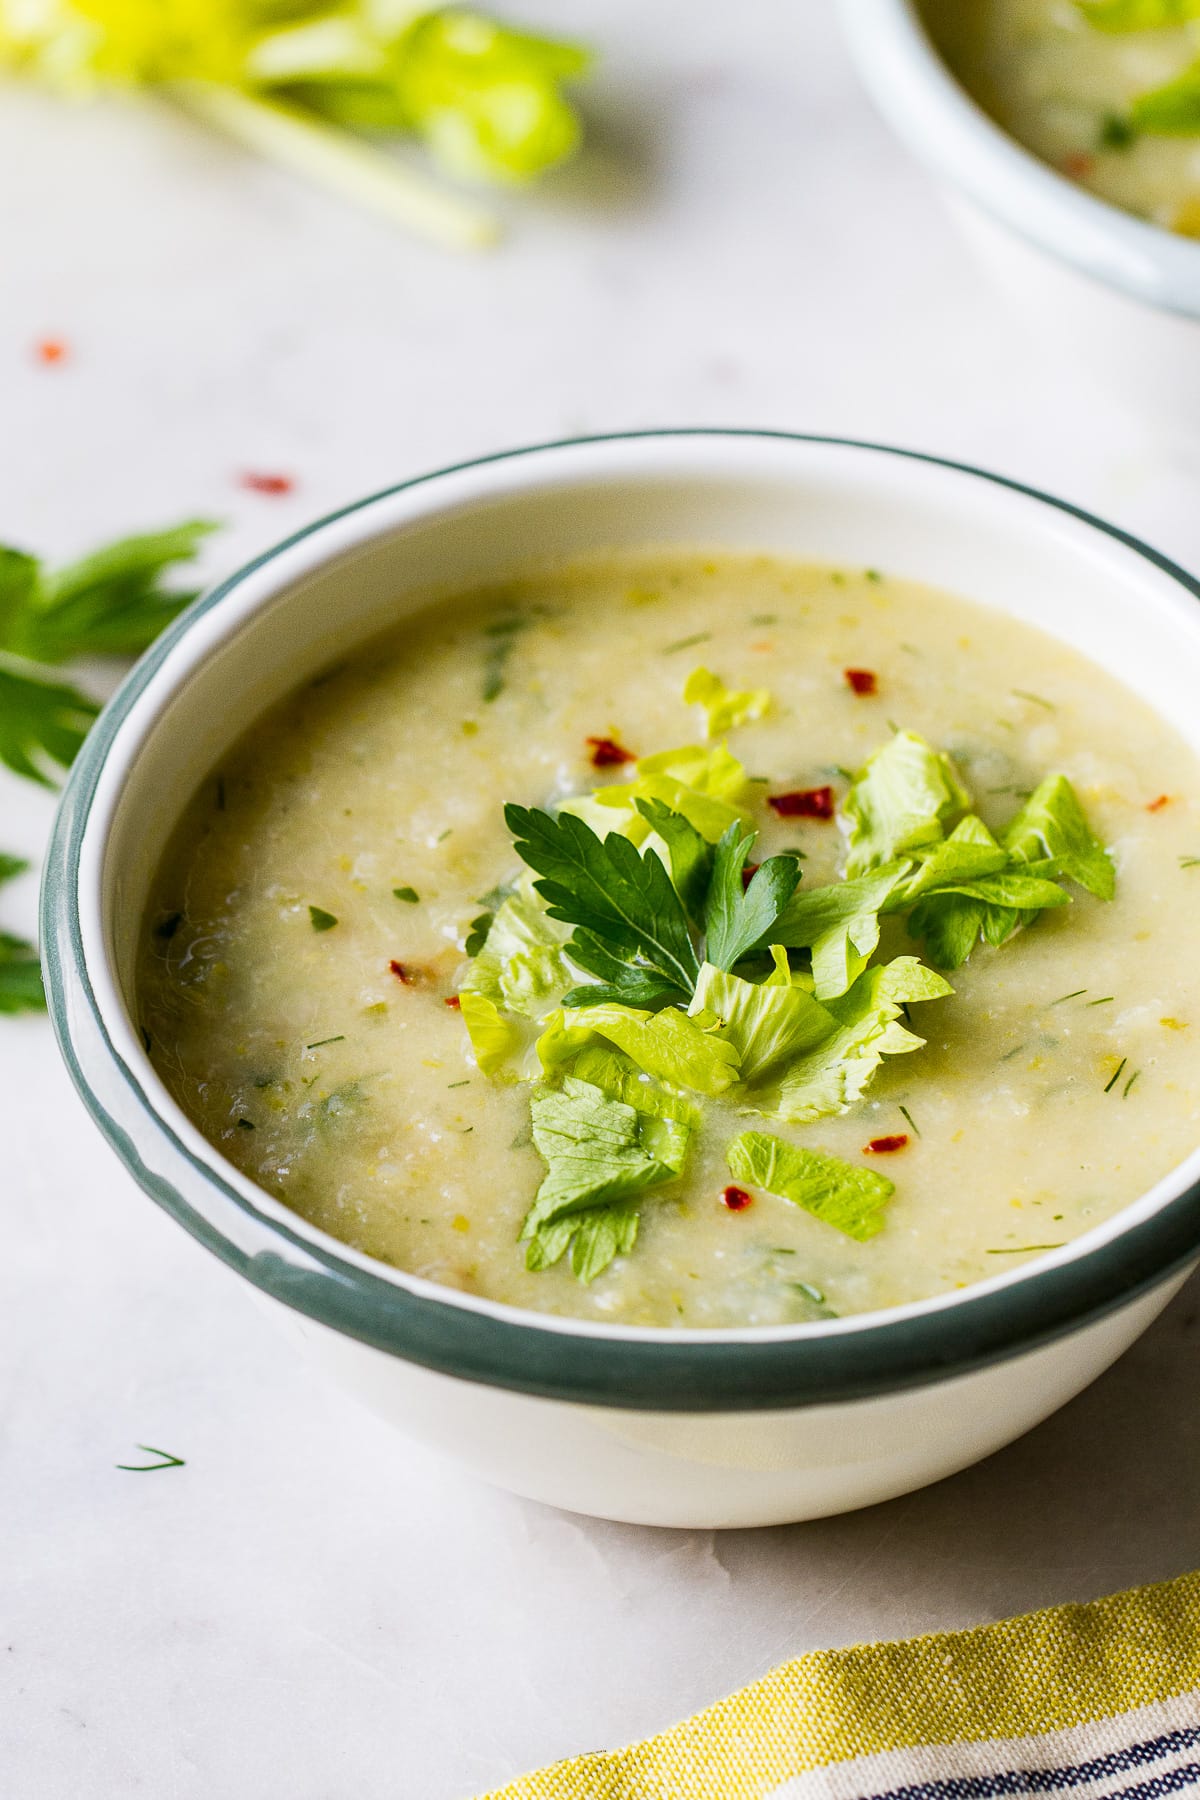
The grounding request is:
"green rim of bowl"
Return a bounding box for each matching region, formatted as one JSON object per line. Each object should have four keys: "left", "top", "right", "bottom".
{"left": 40, "top": 428, "right": 1200, "bottom": 1412}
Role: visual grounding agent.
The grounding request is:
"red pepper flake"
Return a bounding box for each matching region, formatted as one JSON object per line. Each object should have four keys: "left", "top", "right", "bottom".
{"left": 34, "top": 337, "right": 69, "bottom": 365}
{"left": 239, "top": 471, "right": 295, "bottom": 496}
{"left": 768, "top": 786, "right": 834, "bottom": 820}
{"left": 586, "top": 735, "right": 636, "bottom": 768}
{"left": 1147, "top": 794, "right": 1172, "bottom": 812}
{"left": 1062, "top": 151, "right": 1096, "bottom": 180}
{"left": 721, "top": 1184, "right": 753, "bottom": 1212}
{"left": 444, "top": 995, "right": 461, "bottom": 1009}
{"left": 741, "top": 861, "right": 760, "bottom": 889}
{"left": 844, "top": 668, "right": 877, "bottom": 697}
{"left": 865, "top": 1134, "right": 909, "bottom": 1154}
{"left": 389, "top": 959, "right": 414, "bottom": 984}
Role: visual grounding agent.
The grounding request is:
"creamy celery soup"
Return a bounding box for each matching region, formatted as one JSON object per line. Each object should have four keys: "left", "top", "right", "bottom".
{"left": 924, "top": 0, "right": 1200, "bottom": 237}
{"left": 137, "top": 552, "right": 1200, "bottom": 1330}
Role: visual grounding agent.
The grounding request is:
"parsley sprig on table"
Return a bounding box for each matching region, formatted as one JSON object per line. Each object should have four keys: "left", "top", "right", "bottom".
{"left": 461, "top": 698, "right": 1116, "bottom": 1286}
{"left": 0, "top": 662, "right": 99, "bottom": 787}
{"left": 0, "top": 856, "right": 44, "bottom": 1014}
{"left": 0, "top": 519, "right": 214, "bottom": 785}
{"left": 0, "top": 517, "right": 219, "bottom": 989}
{"left": 0, "top": 521, "right": 215, "bottom": 665}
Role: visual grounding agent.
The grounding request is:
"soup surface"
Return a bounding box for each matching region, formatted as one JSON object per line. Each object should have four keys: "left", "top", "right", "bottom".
{"left": 138, "top": 552, "right": 1200, "bottom": 1329}
{"left": 925, "top": 0, "right": 1200, "bottom": 237}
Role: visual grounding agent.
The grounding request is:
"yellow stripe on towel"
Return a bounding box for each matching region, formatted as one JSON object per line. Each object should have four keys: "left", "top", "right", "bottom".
{"left": 473, "top": 1570, "right": 1200, "bottom": 1800}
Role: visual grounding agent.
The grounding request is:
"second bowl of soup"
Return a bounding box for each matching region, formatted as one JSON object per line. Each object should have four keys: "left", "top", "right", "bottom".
{"left": 839, "top": 0, "right": 1200, "bottom": 430}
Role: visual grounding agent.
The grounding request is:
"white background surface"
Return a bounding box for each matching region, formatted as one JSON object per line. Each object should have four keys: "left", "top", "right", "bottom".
{"left": 4, "top": 5, "right": 1200, "bottom": 1796}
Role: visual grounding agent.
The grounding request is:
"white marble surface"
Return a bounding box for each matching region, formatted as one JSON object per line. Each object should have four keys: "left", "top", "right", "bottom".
{"left": 4, "top": 5, "right": 1200, "bottom": 1796}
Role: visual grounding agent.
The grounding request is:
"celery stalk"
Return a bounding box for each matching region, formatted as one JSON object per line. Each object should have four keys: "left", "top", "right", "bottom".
{"left": 170, "top": 81, "right": 500, "bottom": 250}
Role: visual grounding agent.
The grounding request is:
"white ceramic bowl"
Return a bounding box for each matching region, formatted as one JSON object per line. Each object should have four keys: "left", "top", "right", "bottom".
{"left": 838, "top": 0, "right": 1200, "bottom": 431}
{"left": 42, "top": 430, "right": 1200, "bottom": 1528}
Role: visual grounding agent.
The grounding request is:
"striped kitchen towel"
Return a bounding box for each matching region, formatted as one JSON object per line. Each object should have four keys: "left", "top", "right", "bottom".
{"left": 475, "top": 1569, "right": 1200, "bottom": 1800}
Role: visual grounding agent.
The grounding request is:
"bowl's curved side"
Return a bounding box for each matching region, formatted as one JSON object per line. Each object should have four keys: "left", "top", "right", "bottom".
{"left": 40, "top": 429, "right": 1200, "bottom": 1415}
{"left": 837, "top": 0, "right": 1200, "bottom": 320}
{"left": 282, "top": 1271, "right": 1189, "bottom": 1527}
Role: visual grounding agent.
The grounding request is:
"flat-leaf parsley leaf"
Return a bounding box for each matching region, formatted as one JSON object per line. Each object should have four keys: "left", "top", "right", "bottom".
{"left": 0, "top": 660, "right": 98, "bottom": 787}
{"left": 0, "top": 521, "right": 216, "bottom": 664}
{"left": 505, "top": 803, "right": 702, "bottom": 996}
{"left": 0, "top": 854, "right": 43, "bottom": 1014}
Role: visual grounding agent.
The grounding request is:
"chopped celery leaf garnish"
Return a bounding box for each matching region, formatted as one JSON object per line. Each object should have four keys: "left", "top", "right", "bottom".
{"left": 454, "top": 716, "right": 1115, "bottom": 1282}
{"left": 726, "top": 1132, "right": 894, "bottom": 1242}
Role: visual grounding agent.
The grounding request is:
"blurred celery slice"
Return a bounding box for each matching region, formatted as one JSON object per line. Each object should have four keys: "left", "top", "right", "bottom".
{"left": 172, "top": 80, "right": 500, "bottom": 248}
{"left": 0, "top": 3, "right": 592, "bottom": 246}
